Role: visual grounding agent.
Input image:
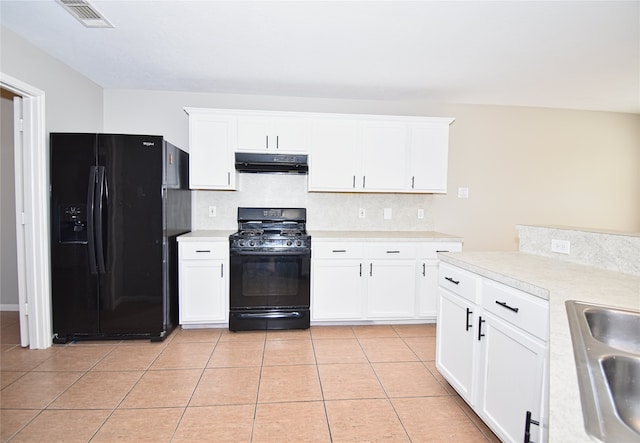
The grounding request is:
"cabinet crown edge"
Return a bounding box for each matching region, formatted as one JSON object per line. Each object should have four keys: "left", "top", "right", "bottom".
{"left": 183, "top": 107, "right": 454, "bottom": 125}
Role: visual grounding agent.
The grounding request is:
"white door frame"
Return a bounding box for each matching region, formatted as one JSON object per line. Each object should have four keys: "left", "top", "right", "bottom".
{"left": 1, "top": 72, "right": 52, "bottom": 349}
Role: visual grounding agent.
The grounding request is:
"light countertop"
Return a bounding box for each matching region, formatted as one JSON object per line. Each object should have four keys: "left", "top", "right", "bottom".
{"left": 309, "top": 230, "right": 464, "bottom": 242}
{"left": 437, "top": 251, "right": 640, "bottom": 443}
{"left": 177, "top": 230, "right": 234, "bottom": 241}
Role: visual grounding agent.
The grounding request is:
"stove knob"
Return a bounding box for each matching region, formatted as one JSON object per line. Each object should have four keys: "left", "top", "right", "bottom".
{"left": 238, "top": 240, "right": 245, "bottom": 247}
{"left": 295, "top": 240, "right": 302, "bottom": 247}
{"left": 286, "top": 240, "right": 293, "bottom": 246}
{"left": 249, "top": 240, "right": 255, "bottom": 247}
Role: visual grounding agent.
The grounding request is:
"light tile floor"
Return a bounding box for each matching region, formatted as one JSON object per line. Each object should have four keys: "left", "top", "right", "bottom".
{"left": 0, "top": 311, "right": 500, "bottom": 442}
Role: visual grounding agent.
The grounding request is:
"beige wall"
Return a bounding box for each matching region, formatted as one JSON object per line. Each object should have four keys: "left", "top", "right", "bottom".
{"left": 433, "top": 105, "right": 640, "bottom": 250}
{"left": 0, "top": 26, "right": 103, "bottom": 133}
{"left": 104, "top": 90, "right": 640, "bottom": 250}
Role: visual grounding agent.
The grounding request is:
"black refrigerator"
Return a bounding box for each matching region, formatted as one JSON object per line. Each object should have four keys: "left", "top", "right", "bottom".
{"left": 50, "top": 133, "right": 191, "bottom": 343}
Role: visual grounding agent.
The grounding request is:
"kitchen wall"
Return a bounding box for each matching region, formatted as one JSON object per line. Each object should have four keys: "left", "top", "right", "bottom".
{"left": 0, "top": 26, "right": 104, "bottom": 134}
{"left": 104, "top": 89, "right": 640, "bottom": 250}
{"left": 2, "top": 26, "right": 637, "bottom": 252}
{"left": 1, "top": 89, "right": 19, "bottom": 308}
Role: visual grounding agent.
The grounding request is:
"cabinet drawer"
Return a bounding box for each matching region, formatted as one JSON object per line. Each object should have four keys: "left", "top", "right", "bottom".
{"left": 419, "top": 241, "right": 462, "bottom": 259}
{"left": 180, "top": 242, "right": 227, "bottom": 260}
{"left": 438, "top": 263, "right": 479, "bottom": 303}
{"left": 482, "top": 280, "right": 549, "bottom": 341}
{"left": 313, "top": 242, "right": 364, "bottom": 259}
{"left": 366, "top": 242, "right": 417, "bottom": 259}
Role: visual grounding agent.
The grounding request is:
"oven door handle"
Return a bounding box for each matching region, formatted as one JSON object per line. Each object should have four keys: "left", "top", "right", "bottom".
{"left": 234, "top": 312, "right": 304, "bottom": 319}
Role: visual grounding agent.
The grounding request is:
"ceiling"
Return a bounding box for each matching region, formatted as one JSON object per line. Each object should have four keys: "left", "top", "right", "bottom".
{"left": 1, "top": 1, "right": 639, "bottom": 114}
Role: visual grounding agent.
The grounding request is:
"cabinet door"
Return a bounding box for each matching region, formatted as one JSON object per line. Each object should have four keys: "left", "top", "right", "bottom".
{"left": 366, "top": 260, "right": 416, "bottom": 318}
{"left": 408, "top": 123, "right": 449, "bottom": 193}
{"left": 179, "top": 259, "right": 227, "bottom": 324}
{"left": 312, "top": 259, "right": 365, "bottom": 320}
{"left": 309, "top": 118, "right": 361, "bottom": 191}
{"left": 417, "top": 260, "right": 439, "bottom": 318}
{"left": 189, "top": 115, "right": 236, "bottom": 190}
{"left": 271, "top": 116, "right": 310, "bottom": 151}
{"left": 237, "top": 115, "right": 309, "bottom": 151}
{"left": 477, "top": 312, "right": 547, "bottom": 443}
{"left": 237, "top": 116, "right": 270, "bottom": 150}
{"left": 436, "top": 288, "right": 477, "bottom": 404}
{"left": 361, "top": 121, "right": 407, "bottom": 191}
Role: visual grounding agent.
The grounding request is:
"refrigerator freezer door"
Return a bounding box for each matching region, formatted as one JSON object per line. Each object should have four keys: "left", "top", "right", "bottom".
{"left": 50, "top": 133, "right": 100, "bottom": 339}
{"left": 97, "top": 134, "right": 165, "bottom": 335}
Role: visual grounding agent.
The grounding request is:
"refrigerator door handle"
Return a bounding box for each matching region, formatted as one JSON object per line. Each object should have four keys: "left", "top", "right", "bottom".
{"left": 87, "top": 166, "right": 98, "bottom": 274}
{"left": 95, "top": 166, "right": 107, "bottom": 274}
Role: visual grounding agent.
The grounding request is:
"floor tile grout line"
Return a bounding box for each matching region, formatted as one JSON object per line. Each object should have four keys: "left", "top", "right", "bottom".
{"left": 310, "top": 329, "right": 335, "bottom": 443}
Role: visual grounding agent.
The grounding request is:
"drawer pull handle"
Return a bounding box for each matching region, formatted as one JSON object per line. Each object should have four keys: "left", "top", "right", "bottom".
{"left": 465, "top": 308, "right": 473, "bottom": 331}
{"left": 436, "top": 250, "right": 449, "bottom": 253}
{"left": 478, "top": 316, "right": 485, "bottom": 341}
{"left": 359, "top": 263, "right": 362, "bottom": 277}
{"left": 332, "top": 249, "right": 347, "bottom": 253}
{"left": 195, "top": 250, "right": 211, "bottom": 253}
{"left": 496, "top": 300, "right": 519, "bottom": 313}
{"left": 386, "top": 250, "right": 400, "bottom": 254}
{"left": 422, "top": 263, "right": 426, "bottom": 276}
{"left": 445, "top": 276, "right": 460, "bottom": 285}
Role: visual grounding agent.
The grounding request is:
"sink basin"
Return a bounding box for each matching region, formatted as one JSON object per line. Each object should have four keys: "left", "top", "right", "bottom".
{"left": 601, "top": 356, "right": 640, "bottom": 434}
{"left": 566, "top": 300, "right": 640, "bottom": 442}
{"left": 585, "top": 308, "right": 640, "bottom": 354}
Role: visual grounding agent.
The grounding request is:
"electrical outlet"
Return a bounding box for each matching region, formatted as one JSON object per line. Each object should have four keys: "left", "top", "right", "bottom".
{"left": 383, "top": 208, "right": 392, "bottom": 220}
{"left": 551, "top": 239, "right": 571, "bottom": 255}
{"left": 417, "top": 209, "right": 424, "bottom": 219}
{"left": 208, "top": 206, "right": 216, "bottom": 217}
{"left": 358, "top": 208, "right": 366, "bottom": 218}
{"left": 458, "top": 187, "right": 469, "bottom": 199}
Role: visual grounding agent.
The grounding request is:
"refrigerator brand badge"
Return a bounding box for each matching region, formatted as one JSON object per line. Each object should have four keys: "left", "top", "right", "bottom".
{"left": 142, "top": 141, "right": 155, "bottom": 147}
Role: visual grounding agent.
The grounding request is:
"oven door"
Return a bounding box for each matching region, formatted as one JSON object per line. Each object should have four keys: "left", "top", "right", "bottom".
{"left": 229, "top": 249, "right": 311, "bottom": 310}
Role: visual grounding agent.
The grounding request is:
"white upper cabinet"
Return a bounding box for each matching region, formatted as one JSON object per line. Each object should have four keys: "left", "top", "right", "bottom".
{"left": 408, "top": 122, "right": 450, "bottom": 193}
{"left": 186, "top": 107, "right": 453, "bottom": 193}
{"left": 237, "top": 114, "right": 310, "bottom": 152}
{"left": 185, "top": 108, "right": 236, "bottom": 190}
{"left": 309, "top": 114, "right": 453, "bottom": 194}
{"left": 308, "top": 118, "right": 361, "bottom": 190}
{"left": 361, "top": 120, "right": 407, "bottom": 191}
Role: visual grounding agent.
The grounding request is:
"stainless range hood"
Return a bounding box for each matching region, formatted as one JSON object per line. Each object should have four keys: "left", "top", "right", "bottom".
{"left": 235, "top": 152, "right": 308, "bottom": 174}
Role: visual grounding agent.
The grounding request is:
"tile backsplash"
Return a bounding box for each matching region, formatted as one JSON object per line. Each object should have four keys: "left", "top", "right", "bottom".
{"left": 193, "top": 173, "right": 435, "bottom": 232}
{"left": 517, "top": 224, "right": 640, "bottom": 276}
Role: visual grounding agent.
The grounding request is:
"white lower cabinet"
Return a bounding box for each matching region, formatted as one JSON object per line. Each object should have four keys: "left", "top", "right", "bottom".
{"left": 367, "top": 259, "right": 416, "bottom": 318}
{"left": 477, "top": 311, "right": 547, "bottom": 443}
{"left": 311, "top": 239, "right": 461, "bottom": 322}
{"left": 178, "top": 241, "right": 228, "bottom": 326}
{"left": 436, "top": 288, "right": 477, "bottom": 404}
{"left": 436, "top": 263, "right": 548, "bottom": 443}
{"left": 312, "top": 259, "right": 366, "bottom": 320}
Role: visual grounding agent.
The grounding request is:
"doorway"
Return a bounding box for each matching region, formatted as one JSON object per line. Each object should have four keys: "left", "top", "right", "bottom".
{"left": 0, "top": 73, "right": 51, "bottom": 349}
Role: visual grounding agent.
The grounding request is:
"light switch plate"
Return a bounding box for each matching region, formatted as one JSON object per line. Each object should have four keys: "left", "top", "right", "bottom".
{"left": 358, "top": 208, "right": 366, "bottom": 218}
{"left": 417, "top": 209, "right": 424, "bottom": 219}
{"left": 458, "top": 187, "right": 469, "bottom": 199}
{"left": 208, "top": 206, "right": 216, "bottom": 217}
{"left": 384, "top": 208, "right": 392, "bottom": 220}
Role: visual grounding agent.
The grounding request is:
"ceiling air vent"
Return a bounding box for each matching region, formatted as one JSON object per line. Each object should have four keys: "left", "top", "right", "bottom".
{"left": 56, "top": 0, "right": 114, "bottom": 28}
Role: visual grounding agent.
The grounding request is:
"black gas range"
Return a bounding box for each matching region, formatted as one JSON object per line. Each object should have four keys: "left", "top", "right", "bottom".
{"left": 228, "top": 208, "right": 311, "bottom": 331}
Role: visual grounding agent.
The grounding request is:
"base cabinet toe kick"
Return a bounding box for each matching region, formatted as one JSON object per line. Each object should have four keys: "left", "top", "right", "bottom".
{"left": 436, "top": 262, "right": 549, "bottom": 443}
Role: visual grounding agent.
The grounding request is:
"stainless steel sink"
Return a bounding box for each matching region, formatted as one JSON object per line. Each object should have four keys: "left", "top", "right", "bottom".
{"left": 566, "top": 300, "right": 640, "bottom": 442}
{"left": 585, "top": 308, "right": 640, "bottom": 354}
